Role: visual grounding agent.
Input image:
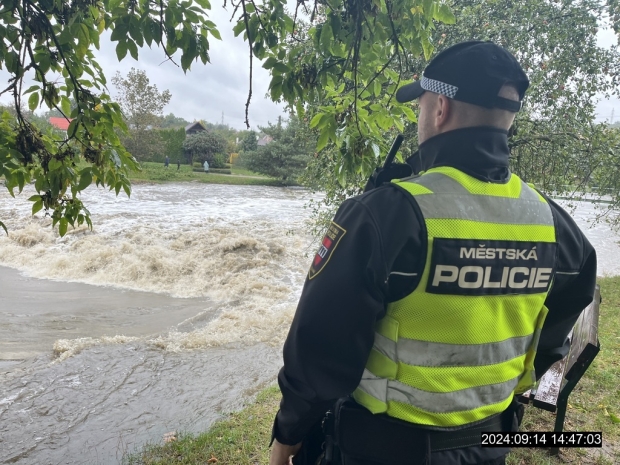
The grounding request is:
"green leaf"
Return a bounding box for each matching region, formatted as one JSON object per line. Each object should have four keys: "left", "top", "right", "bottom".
{"left": 181, "top": 49, "right": 194, "bottom": 71}
{"left": 435, "top": 4, "right": 456, "bottom": 24}
{"left": 79, "top": 23, "right": 90, "bottom": 44}
{"left": 320, "top": 22, "right": 333, "bottom": 53}
{"left": 78, "top": 170, "right": 92, "bottom": 191}
{"left": 32, "top": 199, "right": 43, "bottom": 216}
{"left": 310, "top": 113, "right": 324, "bottom": 129}
{"left": 373, "top": 79, "right": 381, "bottom": 97}
{"left": 401, "top": 106, "right": 417, "bottom": 122}
{"left": 67, "top": 118, "right": 78, "bottom": 137}
{"left": 59, "top": 218, "right": 68, "bottom": 237}
{"left": 28, "top": 92, "right": 39, "bottom": 111}
{"left": 0, "top": 220, "right": 7, "bottom": 236}
{"left": 209, "top": 28, "right": 221, "bottom": 40}
{"left": 316, "top": 129, "right": 330, "bottom": 151}
{"left": 423, "top": 0, "right": 434, "bottom": 20}
{"left": 110, "top": 23, "right": 128, "bottom": 42}
{"left": 143, "top": 18, "right": 154, "bottom": 46}
{"left": 23, "top": 85, "right": 39, "bottom": 94}
{"left": 127, "top": 39, "right": 139, "bottom": 60}
{"left": 421, "top": 34, "right": 433, "bottom": 60}
{"left": 128, "top": 18, "right": 143, "bottom": 45}
{"left": 232, "top": 21, "right": 245, "bottom": 37}
{"left": 262, "top": 57, "right": 278, "bottom": 69}
{"left": 270, "top": 83, "right": 282, "bottom": 100}
{"left": 61, "top": 96, "right": 71, "bottom": 116}
{"left": 266, "top": 33, "right": 278, "bottom": 48}
{"left": 116, "top": 41, "right": 128, "bottom": 61}
{"left": 330, "top": 14, "right": 341, "bottom": 38}
{"left": 38, "top": 53, "right": 51, "bottom": 73}
{"left": 609, "top": 411, "right": 620, "bottom": 424}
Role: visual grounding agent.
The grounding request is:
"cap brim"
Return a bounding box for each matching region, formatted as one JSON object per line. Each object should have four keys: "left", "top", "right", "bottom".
{"left": 395, "top": 81, "right": 425, "bottom": 103}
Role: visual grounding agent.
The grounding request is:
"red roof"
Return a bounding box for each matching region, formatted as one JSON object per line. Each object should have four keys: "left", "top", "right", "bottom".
{"left": 49, "top": 117, "right": 72, "bottom": 131}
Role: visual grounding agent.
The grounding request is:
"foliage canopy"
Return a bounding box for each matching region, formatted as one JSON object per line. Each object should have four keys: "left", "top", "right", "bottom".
{"left": 0, "top": 0, "right": 454, "bottom": 234}
{"left": 243, "top": 115, "right": 316, "bottom": 183}
{"left": 1, "top": 0, "right": 620, "bottom": 235}
{"left": 302, "top": 0, "right": 620, "bottom": 230}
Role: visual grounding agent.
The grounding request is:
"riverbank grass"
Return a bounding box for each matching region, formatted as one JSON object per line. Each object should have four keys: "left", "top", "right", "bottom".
{"left": 126, "top": 277, "right": 620, "bottom": 465}
{"left": 124, "top": 387, "right": 279, "bottom": 465}
{"left": 129, "top": 162, "right": 284, "bottom": 186}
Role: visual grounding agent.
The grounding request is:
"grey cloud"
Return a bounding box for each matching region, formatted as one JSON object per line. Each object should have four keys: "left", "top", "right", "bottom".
{"left": 95, "top": 5, "right": 285, "bottom": 129}
{"left": 0, "top": 5, "right": 285, "bottom": 130}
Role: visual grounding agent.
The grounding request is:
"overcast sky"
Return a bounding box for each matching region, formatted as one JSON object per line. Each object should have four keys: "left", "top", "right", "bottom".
{"left": 1, "top": 5, "right": 619, "bottom": 129}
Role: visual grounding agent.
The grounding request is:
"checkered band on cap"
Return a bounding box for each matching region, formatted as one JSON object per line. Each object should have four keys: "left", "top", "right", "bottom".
{"left": 421, "top": 76, "right": 458, "bottom": 98}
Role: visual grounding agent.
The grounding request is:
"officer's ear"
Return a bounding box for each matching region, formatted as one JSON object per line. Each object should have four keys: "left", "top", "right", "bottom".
{"left": 435, "top": 94, "right": 452, "bottom": 129}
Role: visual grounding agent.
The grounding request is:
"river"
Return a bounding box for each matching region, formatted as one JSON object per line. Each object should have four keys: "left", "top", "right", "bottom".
{"left": 0, "top": 183, "right": 618, "bottom": 464}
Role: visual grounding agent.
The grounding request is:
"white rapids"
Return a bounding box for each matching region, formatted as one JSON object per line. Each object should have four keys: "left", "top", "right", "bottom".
{"left": 0, "top": 183, "right": 315, "bottom": 464}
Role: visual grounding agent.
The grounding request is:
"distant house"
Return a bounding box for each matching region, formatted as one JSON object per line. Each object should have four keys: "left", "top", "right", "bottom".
{"left": 257, "top": 135, "right": 273, "bottom": 146}
{"left": 185, "top": 121, "right": 207, "bottom": 135}
{"left": 49, "top": 117, "right": 72, "bottom": 132}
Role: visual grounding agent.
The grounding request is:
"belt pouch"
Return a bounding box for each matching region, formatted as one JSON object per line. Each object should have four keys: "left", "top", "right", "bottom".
{"left": 334, "top": 400, "right": 429, "bottom": 465}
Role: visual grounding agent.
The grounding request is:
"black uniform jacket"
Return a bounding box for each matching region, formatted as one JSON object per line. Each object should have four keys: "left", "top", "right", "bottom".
{"left": 273, "top": 126, "right": 598, "bottom": 448}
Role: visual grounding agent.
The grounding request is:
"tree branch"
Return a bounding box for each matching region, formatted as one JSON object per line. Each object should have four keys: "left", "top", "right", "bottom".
{"left": 241, "top": 0, "right": 253, "bottom": 128}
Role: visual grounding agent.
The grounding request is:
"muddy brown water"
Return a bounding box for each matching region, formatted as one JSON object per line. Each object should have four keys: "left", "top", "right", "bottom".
{"left": 0, "top": 184, "right": 313, "bottom": 464}
{"left": 0, "top": 267, "right": 214, "bottom": 360}
{"left": 0, "top": 266, "right": 283, "bottom": 465}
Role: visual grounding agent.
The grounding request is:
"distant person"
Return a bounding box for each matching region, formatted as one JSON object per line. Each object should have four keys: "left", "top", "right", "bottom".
{"left": 164, "top": 156, "right": 169, "bottom": 168}
{"left": 203, "top": 160, "right": 209, "bottom": 173}
{"left": 177, "top": 159, "right": 181, "bottom": 171}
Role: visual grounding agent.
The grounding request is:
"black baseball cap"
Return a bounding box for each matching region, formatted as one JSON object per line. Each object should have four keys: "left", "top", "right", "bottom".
{"left": 395, "top": 41, "right": 529, "bottom": 112}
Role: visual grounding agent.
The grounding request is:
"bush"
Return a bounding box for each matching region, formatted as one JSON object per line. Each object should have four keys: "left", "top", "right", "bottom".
{"left": 193, "top": 162, "right": 202, "bottom": 168}
{"left": 183, "top": 131, "right": 226, "bottom": 166}
{"left": 211, "top": 153, "right": 226, "bottom": 169}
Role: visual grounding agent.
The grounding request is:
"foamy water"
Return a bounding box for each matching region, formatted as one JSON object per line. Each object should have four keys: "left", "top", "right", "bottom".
{"left": 553, "top": 199, "right": 620, "bottom": 276}
{"left": 0, "top": 183, "right": 315, "bottom": 352}
{"left": 0, "top": 183, "right": 315, "bottom": 464}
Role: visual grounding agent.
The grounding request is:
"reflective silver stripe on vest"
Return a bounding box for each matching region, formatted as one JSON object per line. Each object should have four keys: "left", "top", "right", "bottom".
{"left": 405, "top": 174, "right": 553, "bottom": 225}
{"left": 357, "top": 368, "right": 388, "bottom": 402}
{"left": 373, "top": 332, "right": 538, "bottom": 368}
{"left": 413, "top": 195, "right": 551, "bottom": 224}
{"left": 384, "top": 376, "right": 521, "bottom": 413}
{"left": 412, "top": 172, "right": 471, "bottom": 194}
{"left": 373, "top": 332, "right": 397, "bottom": 361}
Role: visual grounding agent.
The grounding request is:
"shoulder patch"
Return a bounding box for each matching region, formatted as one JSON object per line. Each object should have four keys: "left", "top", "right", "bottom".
{"left": 308, "top": 221, "right": 347, "bottom": 280}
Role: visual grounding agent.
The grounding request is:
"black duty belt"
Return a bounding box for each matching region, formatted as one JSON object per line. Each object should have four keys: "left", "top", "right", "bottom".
{"left": 334, "top": 398, "right": 519, "bottom": 465}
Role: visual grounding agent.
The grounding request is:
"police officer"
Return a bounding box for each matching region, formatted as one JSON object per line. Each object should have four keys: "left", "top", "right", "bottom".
{"left": 269, "top": 41, "right": 597, "bottom": 465}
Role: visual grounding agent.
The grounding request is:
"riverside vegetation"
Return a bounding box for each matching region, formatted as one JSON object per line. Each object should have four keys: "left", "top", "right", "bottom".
{"left": 128, "top": 162, "right": 284, "bottom": 187}
{"left": 124, "top": 277, "right": 620, "bottom": 465}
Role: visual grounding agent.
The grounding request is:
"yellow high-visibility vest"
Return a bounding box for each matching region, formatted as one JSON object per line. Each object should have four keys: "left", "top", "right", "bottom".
{"left": 353, "top": 166, "right": 557, "bottom": 427}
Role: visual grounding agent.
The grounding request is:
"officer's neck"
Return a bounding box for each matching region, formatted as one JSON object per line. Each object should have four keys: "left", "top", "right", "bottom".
{"left": 415, "top": 126, "right": 511, "bottom": 183}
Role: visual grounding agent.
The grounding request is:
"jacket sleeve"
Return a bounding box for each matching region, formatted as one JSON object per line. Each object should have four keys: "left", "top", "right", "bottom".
{"left": 272, "top": 186, "right": 425, "bottom": 445}
{"left": 535, "top": 195, "right": 598, "bottom": 377}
